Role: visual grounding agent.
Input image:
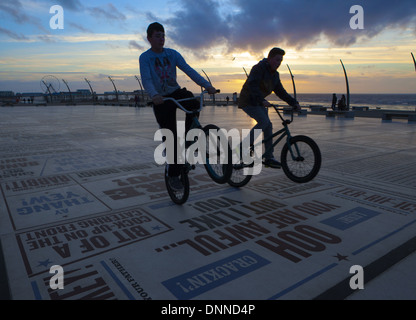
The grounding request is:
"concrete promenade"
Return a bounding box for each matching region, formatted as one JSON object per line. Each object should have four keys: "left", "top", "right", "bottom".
{"left": 1, "top": 104, "right": 416, "bottom": 300}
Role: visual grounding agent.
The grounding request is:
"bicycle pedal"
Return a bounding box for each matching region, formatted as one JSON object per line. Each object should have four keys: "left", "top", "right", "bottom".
{"left": 234, "top": 162, "right": 254, "bottom": 170}
{"left": 262, "top": 161, "right": 281, "bottom": 169}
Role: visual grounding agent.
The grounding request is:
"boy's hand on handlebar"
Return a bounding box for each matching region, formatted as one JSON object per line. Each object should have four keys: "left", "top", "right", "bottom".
{"left": 207, "top": 86, "right": 218, "bottom": 95}
{"left": 152, "top": 95, "right": 164, "bottom": 105}
{"left": 293, "top": 102, "right": 302, "bottom": 112}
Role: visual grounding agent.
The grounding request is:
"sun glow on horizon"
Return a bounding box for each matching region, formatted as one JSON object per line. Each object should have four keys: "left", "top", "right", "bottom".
{"left": 1, "top": 1, "right": 415, "bottom": 94}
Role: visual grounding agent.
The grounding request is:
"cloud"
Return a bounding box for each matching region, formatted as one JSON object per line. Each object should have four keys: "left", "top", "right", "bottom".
{"left": 164, "top": 0, "right": 416, "bottom": 54}
{"left": 37, "top": 34, "right": 56, "bottom": 43}
{"left": 165, "top": 0, "right": 231, "bottom": 49}
{"left": 0, "top": 27, "right": 29, "bottom": 41}
{"left": 88, "top": 3, "right": 126, "bottom": 22}
{"left": 128, "top": 40, "right": 144, "bottom": 51}
{"left": 54, "top": 0, "right": 84, "bottom": 11}
{"left": 0, "top": 0, "right": 35, "bottom": 24}
{"left": 68, "top": 22, "right": 94, "bottom": 34}
{"left": 0, "top": 0, "right": 47, "bottom": 33}
{"left": 228, "top": 1, "right": 352, "bottom": 50}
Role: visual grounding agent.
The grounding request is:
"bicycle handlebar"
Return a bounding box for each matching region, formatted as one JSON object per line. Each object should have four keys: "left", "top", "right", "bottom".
{"left": 270, "top": 104, "right": 298, "bottom": 124}
{"left": 147, "top": 90, "right": 220, "bottom": 114}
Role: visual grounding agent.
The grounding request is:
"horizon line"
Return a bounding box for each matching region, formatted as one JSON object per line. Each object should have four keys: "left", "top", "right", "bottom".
{"left": 2, "top": 90, "right": 415, "bottom": 96}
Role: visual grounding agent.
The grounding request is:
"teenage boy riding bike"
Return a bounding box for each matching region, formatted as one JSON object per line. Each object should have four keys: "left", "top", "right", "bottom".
{"left": 139, "top": 22, "right": 217, "bottom": 191}
{"left": 238, "top": 47, "right": 301, "bottom": 168}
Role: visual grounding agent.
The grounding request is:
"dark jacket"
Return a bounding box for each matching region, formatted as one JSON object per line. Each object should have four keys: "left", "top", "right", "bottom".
{"left": 238, "top": 58, "right": 297, "bottom": 108}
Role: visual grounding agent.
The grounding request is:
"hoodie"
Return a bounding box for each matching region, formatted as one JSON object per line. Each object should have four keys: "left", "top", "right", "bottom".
{"left": 238, "top": 58, "right": 297, "bottom": 108}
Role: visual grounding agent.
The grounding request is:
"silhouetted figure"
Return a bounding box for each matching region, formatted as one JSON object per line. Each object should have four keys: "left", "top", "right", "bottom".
{"left": 237, "top": 47, "right": 301, "bottom": 169}
{"left": 331, "top": 93, "right": 337, "bottom": 110}
{"left": 338, "top": 95, "right": 346, "bottom": 111}
{"left": 139, "top": 22, "right": 216, "bottom": 190}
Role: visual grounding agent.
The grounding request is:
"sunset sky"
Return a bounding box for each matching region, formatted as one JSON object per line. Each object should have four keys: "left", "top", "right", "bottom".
{"left": 1, "top": 0, "right": 415, "bottom": 95}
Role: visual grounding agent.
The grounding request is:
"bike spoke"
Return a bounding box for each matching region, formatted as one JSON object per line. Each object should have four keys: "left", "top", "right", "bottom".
{"left": 281, "top": 135, "right": 321, "bottom": 183}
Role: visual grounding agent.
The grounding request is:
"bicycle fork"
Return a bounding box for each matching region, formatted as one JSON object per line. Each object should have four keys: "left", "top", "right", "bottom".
{"left": 279, "top": 126, "right": 304, "bottom": 162}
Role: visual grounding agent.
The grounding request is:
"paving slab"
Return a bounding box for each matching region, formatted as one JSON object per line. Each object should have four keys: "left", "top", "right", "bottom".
{"left": 1, "top": 105, "right": 415, "bottom": 300}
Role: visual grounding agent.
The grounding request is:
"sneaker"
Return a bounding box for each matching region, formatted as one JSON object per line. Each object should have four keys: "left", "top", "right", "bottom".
{"left": 233, "top": 162, "right": 254, "bottom": 170}
{"left": 263, "top": 157, "right": 281, "bottom": 168}
{"left": 169, "top": 176, "right": 184, "bottom": 191}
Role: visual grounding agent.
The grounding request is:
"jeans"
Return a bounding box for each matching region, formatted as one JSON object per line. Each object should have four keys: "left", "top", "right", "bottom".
{"left": 241, "top": 105, "right": 274, "bottom": 159}
{"left": 153, "top": 88, "right": 199, "bottom": 177}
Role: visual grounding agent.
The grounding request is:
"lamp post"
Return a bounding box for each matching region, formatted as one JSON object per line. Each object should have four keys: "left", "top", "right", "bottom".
{"left": 134, "top": 75, "right": 145, "bottom": 105}
{"left": 84, "top": 78, "right": 97, "bottom": 104}
{"left": 340, "top": 59, "right": 350, "bottom": 110}
{"left": 41, "top": 80, "right": 53, "bottom": 103}
{"left": 243, "top": 67, "right": 249, "bottom": 78}
{"left": 108, "top": 76, "right": 119, "bottom": 102}
{"left": 62, "top": 79, "right": 74, "bottom": 104}
{"left": 287, "top": 64, "right": 297, "bottom": 101}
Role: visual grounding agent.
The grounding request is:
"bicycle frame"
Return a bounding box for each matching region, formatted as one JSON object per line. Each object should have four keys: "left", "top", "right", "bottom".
{"left": 153, "top": 90, "right": 232, "bottom": 204}
{"left": 229, "top": 104, "right": 321, "bottom": 187}
{"left": 157, "top": 90, "right": 217, "bottom": 131}
{"left": 161, "top": 91, "right": 214, "bottom": 149}
{"left": 250, "top": 106, "right": 302, "bottom": 161}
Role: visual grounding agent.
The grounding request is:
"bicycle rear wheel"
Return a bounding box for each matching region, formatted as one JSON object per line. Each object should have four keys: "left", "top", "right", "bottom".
{"left": 281, "top": 135, "right": 321, "bottom": 183}
{"left": 164, "top": 166, "right": 190, "bottom": 205}
{"left": 203, "top": 124, "right": 233, "bottom": 184}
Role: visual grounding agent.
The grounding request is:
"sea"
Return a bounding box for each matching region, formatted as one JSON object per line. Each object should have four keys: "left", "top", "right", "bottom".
{"left": 215, "top": 93, "right": 416, "bottom": 112}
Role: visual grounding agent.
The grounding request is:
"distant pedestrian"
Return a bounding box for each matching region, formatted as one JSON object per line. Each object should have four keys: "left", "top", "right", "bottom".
{"left": 331, "top": 93, "right": 337, "bottom": 110}
{"left": 338, "top": 95, "right": 346, "bottom": 110}
{"left": 134, "top": 95, "right": 140, "bottom": 107}
{"left": 232, "top": 92, "right": 237, "bottom": 105}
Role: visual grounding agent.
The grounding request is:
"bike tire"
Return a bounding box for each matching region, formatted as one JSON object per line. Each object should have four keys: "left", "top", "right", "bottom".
{"left": 228, "top": 165, "right": 253, "bottom": 187}
{"left": 202, "top": 124, "right": 233, "bottom": 184}
{"left": 164, "top": 166, "right": 190, "bottom": 205}
{"left": 280, "top": 135, "right": 321, "bottom": 183}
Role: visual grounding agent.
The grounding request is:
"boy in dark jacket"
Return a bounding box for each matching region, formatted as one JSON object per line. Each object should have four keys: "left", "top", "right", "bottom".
{"left": 238, "top": 47, "right": 301, "bottom": 168}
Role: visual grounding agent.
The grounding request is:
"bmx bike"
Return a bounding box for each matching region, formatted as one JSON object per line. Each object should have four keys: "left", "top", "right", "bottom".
{"left": 228, "top": 105, "right": 321, "bottom": 187}
{"left": 149, "top": 90, "right": 233, "bottom": 204}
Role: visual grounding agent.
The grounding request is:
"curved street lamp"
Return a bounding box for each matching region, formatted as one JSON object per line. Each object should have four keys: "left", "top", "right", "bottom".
{"left": 340, "top": 60, "right": 350, "bottom": 109}
{"left": 287, "top": 64, "right": 297, "bottom": 101}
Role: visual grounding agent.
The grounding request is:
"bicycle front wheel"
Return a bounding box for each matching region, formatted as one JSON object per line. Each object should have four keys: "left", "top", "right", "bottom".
{"left": 164, "top": 166, "right": 190, "bottom": 205}
{"left": 203, "top": 124, "right": 233, "bottom": 184}
{"left": 228, "top": 164, "right": 252, "bottom": 187}
{"left": 281, "top": 135, "right": 321, "bottom": 183}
